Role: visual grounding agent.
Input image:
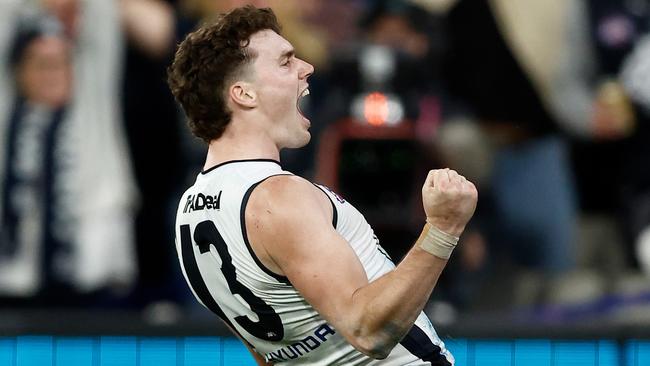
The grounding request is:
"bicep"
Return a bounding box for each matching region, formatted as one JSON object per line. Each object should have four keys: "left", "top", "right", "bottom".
{"left": 279, "top": 222, "right": 369, "bottom": 325}
{"left": 248, "top": 179, "right": 369, "bottom": 331}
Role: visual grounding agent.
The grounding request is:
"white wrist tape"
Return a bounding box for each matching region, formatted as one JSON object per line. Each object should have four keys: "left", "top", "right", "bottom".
{"left": 418, "top": 223, "right": 459, "bottom": 259}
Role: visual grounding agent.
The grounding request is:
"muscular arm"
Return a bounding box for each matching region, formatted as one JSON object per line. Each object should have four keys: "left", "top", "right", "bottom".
{"left": 246, "top": 170, "right": 476, "bottom": 359}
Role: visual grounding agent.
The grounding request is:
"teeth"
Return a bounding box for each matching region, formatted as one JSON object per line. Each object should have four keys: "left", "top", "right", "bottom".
{"left": 301, "top": 89, "right": 310, "bottom": 97}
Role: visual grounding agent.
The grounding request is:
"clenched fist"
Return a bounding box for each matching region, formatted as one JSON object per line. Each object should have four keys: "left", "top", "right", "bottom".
{"left": 422, "top": 169, "right": 478, "bottom": 237}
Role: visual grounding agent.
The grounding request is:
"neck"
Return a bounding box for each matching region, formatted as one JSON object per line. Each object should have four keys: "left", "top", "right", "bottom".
{"left": 204, "top": 124, "right": 280, "bottom": 171}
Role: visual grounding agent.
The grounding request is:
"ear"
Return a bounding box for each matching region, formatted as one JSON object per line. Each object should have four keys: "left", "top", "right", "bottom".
{"left": 229, "top": 82, "right": 257, "bottom": 109}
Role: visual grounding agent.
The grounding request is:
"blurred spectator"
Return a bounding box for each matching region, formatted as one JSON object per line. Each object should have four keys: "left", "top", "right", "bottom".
{"left": 310, "top": 0, "right": 445, "bottom": 262}
{"left": 551, "top": 0, "right": 650, "bottom": 276}
{"left": 440, "top": 0, "right": 579, "bottom": 307}
{"left": 0, "top": 1, "right": 138, "bottom": 307}
{"left": 314, "top": 0, "right": 442, "bottom": 158}
{"left": 324, "top": 0, "right": 439, "bottom": 120}
{"left": 299, "top": 0, "right": 366, "bottom": 52}
{"left": 119, "top": 0, "right": 188, "bottom": 307}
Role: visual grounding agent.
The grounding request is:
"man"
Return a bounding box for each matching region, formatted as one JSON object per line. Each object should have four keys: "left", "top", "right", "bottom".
{"left": 168, "top": 6, "right": 477, "bottom": 365}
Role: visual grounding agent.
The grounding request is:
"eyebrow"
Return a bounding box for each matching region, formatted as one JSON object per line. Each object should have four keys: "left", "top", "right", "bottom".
{"left": 279, "top": 49, "right": 295, "bottom": 62}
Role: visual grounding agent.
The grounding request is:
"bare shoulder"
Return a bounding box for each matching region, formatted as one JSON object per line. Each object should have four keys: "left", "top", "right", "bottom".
{"left": 247, "top": 175, "right": 331, "bottom": 224}
{"left": 244, "top": 175, "right": 334, "bottom": 275}
{"left": 254, "top": 174, "right": 315, "bottom": 198}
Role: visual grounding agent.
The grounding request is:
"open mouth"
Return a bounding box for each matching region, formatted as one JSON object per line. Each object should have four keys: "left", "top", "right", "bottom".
{"left": 297, "top": 88, "right": 310, "bottom": 120}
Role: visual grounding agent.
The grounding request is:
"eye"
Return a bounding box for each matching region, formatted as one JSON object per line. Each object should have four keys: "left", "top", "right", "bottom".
{"left": 282, "top": 58, "right": 291, "bottom": 67}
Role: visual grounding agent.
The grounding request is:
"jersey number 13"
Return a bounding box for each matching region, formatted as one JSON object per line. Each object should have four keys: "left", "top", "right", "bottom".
{"left": 180, "top": 220, "right": 284, "bottom": 341}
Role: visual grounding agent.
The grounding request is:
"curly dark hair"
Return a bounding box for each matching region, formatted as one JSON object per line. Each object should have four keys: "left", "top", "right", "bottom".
{"left": 167, "top": 6, "right": 281, "bottom": 143}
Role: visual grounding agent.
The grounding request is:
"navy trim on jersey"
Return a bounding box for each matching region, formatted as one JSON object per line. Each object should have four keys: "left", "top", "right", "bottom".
{"left": 201, "top": 159, "right": 281, "bottom": 175}
{"left": 0, "top": 99, "right": 25, "bottom": 257}
{"left": 179, "top": 225, "right": 249, "bottom": 345}
{"left": 313, "top": 184, "right": 338, "bottom": 228}
{"left": 399, "top": 324, "right": 451, "bottom": 366}
{"left": 240, "top": 174, "right": 292, "bottom": 285}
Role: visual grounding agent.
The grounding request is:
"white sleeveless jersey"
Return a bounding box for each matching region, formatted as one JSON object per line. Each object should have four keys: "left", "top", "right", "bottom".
{"left": 175, "top": 160, "right": 454, "bottom": 365}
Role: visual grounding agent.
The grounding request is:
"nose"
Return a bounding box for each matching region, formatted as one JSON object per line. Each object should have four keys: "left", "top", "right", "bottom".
{"left": 298, "top": 58, "right": 314, "bottom": 80}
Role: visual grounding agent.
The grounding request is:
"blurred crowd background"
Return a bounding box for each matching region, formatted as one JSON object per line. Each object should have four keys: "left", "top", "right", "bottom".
{"left": 1, "top": 0, "right": 650, "bottom": 329}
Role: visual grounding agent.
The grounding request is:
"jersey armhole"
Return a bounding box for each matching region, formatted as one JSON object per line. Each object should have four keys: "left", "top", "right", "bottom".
{"left": 312, "top": 184, "right": 338, "bottom": 229}
{"left": 240, "top": 174, "right": 293, "bottom": 285}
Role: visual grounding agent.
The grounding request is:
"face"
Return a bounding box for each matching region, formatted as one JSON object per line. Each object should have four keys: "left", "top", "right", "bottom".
{"left": 246, "top": 30, "right": 314, "bottom": 149}
{"left": 16, "top": 36, "right": 72, "bottom": 108}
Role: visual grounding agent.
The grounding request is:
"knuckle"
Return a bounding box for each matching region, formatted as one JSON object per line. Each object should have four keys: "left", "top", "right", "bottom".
{"left": 469, "top": 188, "right": 478, "bottom": 200}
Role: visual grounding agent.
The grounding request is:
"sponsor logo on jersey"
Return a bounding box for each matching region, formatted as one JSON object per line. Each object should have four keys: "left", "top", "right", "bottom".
{"left": 183, "top": 191, "right": 222, "bottom": 213}
{"left": 264, "top": 323, "right": 336, "bottom": 363}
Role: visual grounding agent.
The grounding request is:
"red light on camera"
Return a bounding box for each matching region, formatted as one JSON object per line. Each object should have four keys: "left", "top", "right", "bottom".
{"left": 363, "top": 92, "right": 389, "bottom": 126}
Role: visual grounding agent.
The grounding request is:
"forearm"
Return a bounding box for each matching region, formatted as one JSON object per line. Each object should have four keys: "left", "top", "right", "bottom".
{"left": 120, "top": 0, "right": 175, "bottom": 59}
{"left": 346, "top": 226, "right": 450, "bottom": 358}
